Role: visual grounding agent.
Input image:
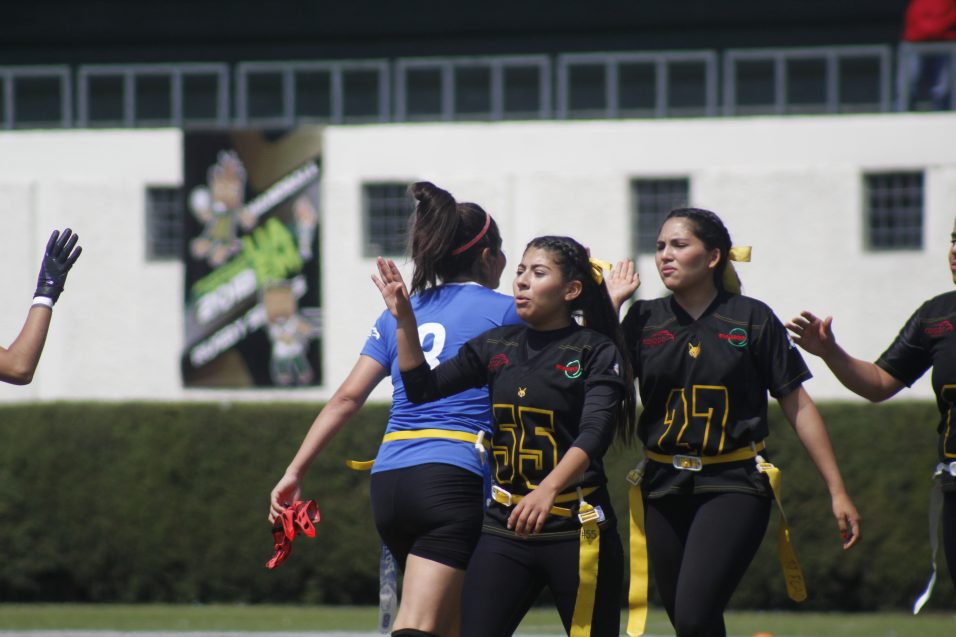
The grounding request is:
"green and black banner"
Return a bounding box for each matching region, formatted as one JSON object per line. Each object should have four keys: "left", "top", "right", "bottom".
{"left": 181, "top": 128, "right": 323, "bottom": 387}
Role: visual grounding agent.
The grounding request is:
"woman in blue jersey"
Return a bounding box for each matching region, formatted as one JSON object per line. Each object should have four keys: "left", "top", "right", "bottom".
{"left": 269, "top": 181, "right": 519, "bottom": 637}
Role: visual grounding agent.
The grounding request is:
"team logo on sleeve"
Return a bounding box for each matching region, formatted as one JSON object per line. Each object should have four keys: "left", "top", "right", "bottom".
{"left": 924, "top": 320, "right": 954, "bottom": 338}
{"left": 488, "top": 353, "right": 510, "bottom": 371}
{"left": 370, "top": 327, "right": 381, "bottom": 340}
{"left": 556, "top": 360, "right": 583, "bottom": 379}
{"left": 642, "top": 330, "right": 675, "bottom": 348}
{"left": 718, "top": 327, "right": 748, "bottom": 348}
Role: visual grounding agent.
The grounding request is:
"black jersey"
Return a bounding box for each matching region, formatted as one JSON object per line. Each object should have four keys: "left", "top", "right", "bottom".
{"left": 877, "top": 289, "right": 956, "bottom": 492}
{"left": 402, "top": 323, "right": 627, "bottom": 538}
{"left": 621, "top": 292, "right": 811, "bottom": 498}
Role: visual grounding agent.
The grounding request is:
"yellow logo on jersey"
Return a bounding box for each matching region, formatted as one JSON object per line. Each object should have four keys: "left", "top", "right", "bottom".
{"left": 518, "top": 387, "right": 527, "bottom": 397}
{"left": 688, "top": 342, "right": 701, "bottom": 359}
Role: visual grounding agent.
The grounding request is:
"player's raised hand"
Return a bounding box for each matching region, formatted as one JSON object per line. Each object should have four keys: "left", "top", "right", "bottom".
{"left": 786, "top": 311, "right": 836, "bottom": 358}
{"left": 372, "top": 257, "right": 413, "bottom": 321}
{"left": 35, "top": 228, "right": 82, "bottom": 305}
{"left": 606, "top": 259, "right": 640, "bottom": 313}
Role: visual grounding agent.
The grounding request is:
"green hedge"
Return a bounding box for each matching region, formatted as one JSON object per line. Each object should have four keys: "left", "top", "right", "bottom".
{"left": 0, "top": 401, "right": 950, "bottom": 611}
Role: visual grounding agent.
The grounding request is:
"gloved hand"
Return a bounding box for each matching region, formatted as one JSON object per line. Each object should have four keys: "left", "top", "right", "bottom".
{"left": 35, "top": 228, "right": 82, "bottom": 305}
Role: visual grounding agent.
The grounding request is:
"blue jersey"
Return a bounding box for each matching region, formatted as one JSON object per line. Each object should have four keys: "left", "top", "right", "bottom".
{"left": 361, "top": 283, "right": 521, "bottom": 475}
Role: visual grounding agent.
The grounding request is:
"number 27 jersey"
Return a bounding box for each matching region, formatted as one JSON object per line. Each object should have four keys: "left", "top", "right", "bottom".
{"left": 622, "top": 292, "right": 811, "bottom": 458}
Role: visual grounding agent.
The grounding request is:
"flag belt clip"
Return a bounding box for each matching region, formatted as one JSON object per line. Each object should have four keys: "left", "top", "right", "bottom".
{"left": 933, "top": 461, "right": 956, "bottom": 478}
{"left": 643, "top": 441, "right": 767, "bottom": 472}
{"left": 490, "top": 484, "right": 601, "bottom": 522}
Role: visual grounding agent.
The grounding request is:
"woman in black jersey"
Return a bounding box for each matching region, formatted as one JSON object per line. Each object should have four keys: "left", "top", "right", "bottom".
{"left": 614, "top": 208, "right": 860, "bottom": 637}
{"left": 786, "top": 216, "right": 956, "bottom": 610}
{"left": 374, "top": 235, "right": 636, "bottom": 637}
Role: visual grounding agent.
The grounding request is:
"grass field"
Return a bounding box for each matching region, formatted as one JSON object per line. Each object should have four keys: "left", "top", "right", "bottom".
{"left": 0, "top": 604, "right": 953, "bottom": 637}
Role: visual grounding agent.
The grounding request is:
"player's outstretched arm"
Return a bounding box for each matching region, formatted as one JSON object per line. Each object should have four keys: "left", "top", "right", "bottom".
{"left": 269, "top": 355, "right": 387, "bottom": 523}
{"left": 0, "top": 228, "right": 83, "bottom": 385}
{"left": 778, "top": 386, "right": 861, "bottom": 551}
{"left": 0, "top": 307, "right": 52, "bottom": 385}
{"left": 786, "top": 310, "right": 903, "bottom": 402}
{"left": 372, "top": 257, "right": 426, "bottom": 372}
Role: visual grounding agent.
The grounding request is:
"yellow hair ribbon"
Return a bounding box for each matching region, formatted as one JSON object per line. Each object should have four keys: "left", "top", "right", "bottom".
{"left": 588, "top": 258, "right": 612, "bottom": 285}
{"left": 722, "top": 246, "right": 750, "bottom": 294}
{"left": 728, "top": 246, "right": 751, "bottom": 262}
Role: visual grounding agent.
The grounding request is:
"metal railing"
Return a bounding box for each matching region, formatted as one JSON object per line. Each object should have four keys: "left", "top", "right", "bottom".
{"left": 557, "top": 51, "right": 719, "bottom": 118}
{"left": 235, "top": 59, "right": 391, "bottom": 127}
{"left": 0, "top": 65, "right": 72, "bottom": 129}
{"left": 722, "top": 45, "right": 892, "bottom": 115}
{"left": 1, "top": 42, "right": 953, "bottom": 130}
{"left": 76, "top": 63, "right": 229, "bottom": 128}
{"left": 394, "top": 55, "right": 551, "bottom": 122}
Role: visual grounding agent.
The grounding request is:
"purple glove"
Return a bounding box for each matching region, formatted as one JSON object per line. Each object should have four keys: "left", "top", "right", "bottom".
{"left": 35, "top": 228, "right": 82, "bottom": 304}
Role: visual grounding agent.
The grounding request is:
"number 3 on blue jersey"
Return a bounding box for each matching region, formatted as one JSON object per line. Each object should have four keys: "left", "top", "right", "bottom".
{"left": 418, "top": 322, "right": 447, "bottom": 369}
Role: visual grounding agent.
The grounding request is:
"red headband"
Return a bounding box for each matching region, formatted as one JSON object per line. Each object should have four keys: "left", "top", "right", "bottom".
{"left": 451, "top": 212, "right": 491, "bottom": 256}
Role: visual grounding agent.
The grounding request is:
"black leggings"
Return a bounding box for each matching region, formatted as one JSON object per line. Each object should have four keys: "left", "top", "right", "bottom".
{"left": 461, "top": 527, "right": 624, "bottom": 637}
{"left": 944, "top": 491, "right": 956, "bottom": 589}
{"left": 644, "top": 492, "right": 771, "bottom": 637}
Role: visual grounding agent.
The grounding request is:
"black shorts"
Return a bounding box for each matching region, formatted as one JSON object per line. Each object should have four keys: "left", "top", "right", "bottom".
{"left": 370, "top": 462, "right": 485, "bottom": 570}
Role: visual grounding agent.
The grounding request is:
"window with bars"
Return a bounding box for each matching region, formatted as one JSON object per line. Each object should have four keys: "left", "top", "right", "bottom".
{"left": 363, "top": 183, "right": 414, "bottom": 257}
{"left": 145, "top": 186, "right": 184, "bottom": 261}
{"left": 864, "top": 171, "right": 923, "bottom": 251}
{"left": 631, "top": 178, "right": 690, "bottom": 254}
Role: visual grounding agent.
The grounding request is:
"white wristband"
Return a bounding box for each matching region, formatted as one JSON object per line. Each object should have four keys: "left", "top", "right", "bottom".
{"left": 32, "top": 296, "right": 54, "bottom": 309}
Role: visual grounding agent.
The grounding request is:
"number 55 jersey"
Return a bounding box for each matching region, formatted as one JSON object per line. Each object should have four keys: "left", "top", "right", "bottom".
{"left": 402, "top": 323, "right": 628, "bottom": 539}
{"left": 621, "top": 292, "right": 812, "bottom": 498}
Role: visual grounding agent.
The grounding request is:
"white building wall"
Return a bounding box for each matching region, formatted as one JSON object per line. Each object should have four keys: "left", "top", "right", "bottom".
{"left": 0, "top": 130, "right": 184, "bottom": 402}
{"left": 323, "top": 114, "right": 956, "bottom": 403}
{"left": 0, "top": 114, "right": 953, "bottom": 403}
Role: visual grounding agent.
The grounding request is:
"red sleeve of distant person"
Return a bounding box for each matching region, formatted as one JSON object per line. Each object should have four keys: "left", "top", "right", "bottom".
{"left": 903, "top": 0, "right": 956, "bottom": 41}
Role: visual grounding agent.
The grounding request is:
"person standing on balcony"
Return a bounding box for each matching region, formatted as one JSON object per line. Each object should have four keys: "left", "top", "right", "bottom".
{"left": 899, "top": 0, "right": 956, "bottom": 110}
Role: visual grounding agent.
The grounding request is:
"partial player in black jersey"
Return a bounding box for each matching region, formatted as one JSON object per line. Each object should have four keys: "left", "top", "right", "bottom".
{"left": 374, "top": 235, "right": 637, "bottom": 637}
{"left": 611, "top": 208, "right": 860, "bottom": 637}
{"left": 787, "top": 215, "right": 956, "bottom": 611}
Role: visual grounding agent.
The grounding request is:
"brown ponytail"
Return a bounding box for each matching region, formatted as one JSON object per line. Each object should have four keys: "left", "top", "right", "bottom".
{"left": 407, "top": 181, "right": 502, "bottom": 296}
